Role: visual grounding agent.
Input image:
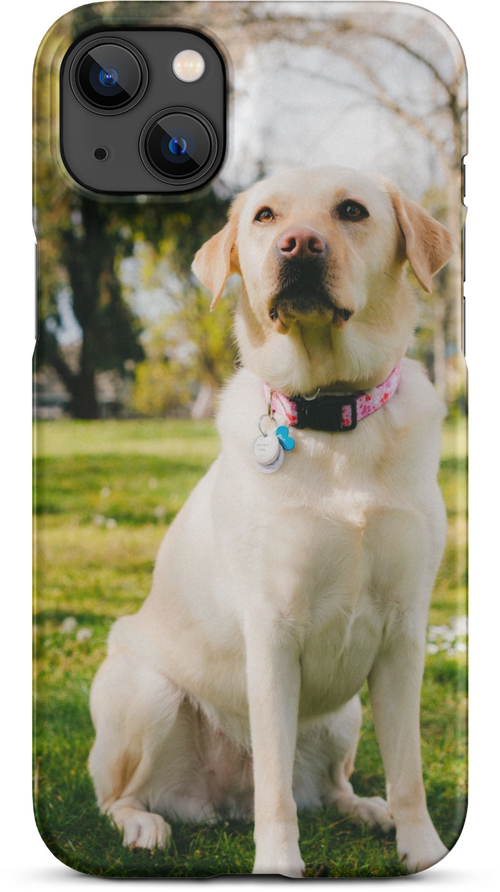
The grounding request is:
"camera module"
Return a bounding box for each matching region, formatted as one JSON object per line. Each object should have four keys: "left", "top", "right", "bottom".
{"left": 61, "top": 29, "right": 226, "bottom": 193}
{"left": 70, "top": 37, "right": 148, "bottom": 115}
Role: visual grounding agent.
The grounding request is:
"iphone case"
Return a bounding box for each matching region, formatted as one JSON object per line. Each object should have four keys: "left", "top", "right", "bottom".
{"left": 33, "top": 1, "right": 467, "bottom": 878}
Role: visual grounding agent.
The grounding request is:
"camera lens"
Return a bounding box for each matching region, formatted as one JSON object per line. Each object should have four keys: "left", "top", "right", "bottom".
{"left": 140, "top": 109, "right": 217, "bottom": 184}
{"left": 99, "top": 68, "right": 119, "bottom": 87}
{"left": 70, "top": 38, "right": 148, "bottom": 114}
{"left": 169, "top": 137, "right": 187, "bottom": 155}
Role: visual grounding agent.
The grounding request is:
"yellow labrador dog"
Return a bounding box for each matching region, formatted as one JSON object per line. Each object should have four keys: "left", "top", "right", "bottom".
{"left": 89, "top": 167, "right": 453, "bottom": 876}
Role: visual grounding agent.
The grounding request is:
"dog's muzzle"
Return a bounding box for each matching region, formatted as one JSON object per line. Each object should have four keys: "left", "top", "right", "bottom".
{"left": 269, "top": 227, "right": 353, "bottom": 329}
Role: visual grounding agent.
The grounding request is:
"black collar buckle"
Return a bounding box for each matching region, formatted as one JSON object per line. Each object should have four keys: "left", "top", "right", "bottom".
{"left": 294, "top": 393, "right": 358, "bottom": 433}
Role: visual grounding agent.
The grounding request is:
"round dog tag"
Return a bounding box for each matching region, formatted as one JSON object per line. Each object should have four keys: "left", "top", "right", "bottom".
{"left": 254, "top": 441, "right": 285, "bottom": 474}
{"left": 253, "top": 433, "right": 280, "bottom": 465}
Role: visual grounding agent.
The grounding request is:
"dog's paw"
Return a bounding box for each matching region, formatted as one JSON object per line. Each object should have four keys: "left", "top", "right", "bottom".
{"left": 121, "top": 810, "right": 172, "bottom": 851}
{"left": 350, "top": 796, "right": 395, "bottom": 833}
{"left": 254, "top": 828, "right": 305, "bottom": 877}
{"left": 397, "top": 823, "right": 448, "bottom": 873}
{"left": 333, "top": 792, "right": 395, "bottom": 834}
{"left": 253, "top": 856, "right": 305, "bottom": 878}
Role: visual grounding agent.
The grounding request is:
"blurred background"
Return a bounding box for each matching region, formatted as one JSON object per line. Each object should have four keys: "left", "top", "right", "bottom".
{"left": 34, "top": 0, "right": 467, "bottom": 421}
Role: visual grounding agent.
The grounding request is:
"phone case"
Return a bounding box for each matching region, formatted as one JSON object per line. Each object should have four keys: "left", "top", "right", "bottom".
{"left": 34, "top": 1, "right": 467, "bottom": 878}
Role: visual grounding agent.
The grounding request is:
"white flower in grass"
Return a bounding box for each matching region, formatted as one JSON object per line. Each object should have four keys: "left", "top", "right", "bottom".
{"left": 60, "top": 616, "right": 78, "bottom": 633}
{"left": 427, "top": 614, "right": 467, "bottom": 657}
{"left": 100, "top": 486, "right": 112, "bottom": 498}
{"left": 105, "top": 518, "right": 117, "bottom": 529}
{"left": 428, "top": 625, "right": 450, "bottom": 640}
{"left": 154, "top": 505, "right": 166, "bottom": 519}
{"left": 76, "top": 627, "right": 92, "bottom": 642}
{"left": 452, "top": 616, "right": 468, "bottom": 636}
{"left": 149, "top": 478, "right": 159, "bottom": 490}
{"left": 93, "top": 514, "right": 106, "bottom": 526}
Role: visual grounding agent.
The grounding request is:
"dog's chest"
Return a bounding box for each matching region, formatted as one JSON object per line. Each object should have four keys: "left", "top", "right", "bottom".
{"left": 249, "top": 441, "right": 420, "bottom": 715}
{"left": 274, "top": 501, "right": 385, "bottom": 715}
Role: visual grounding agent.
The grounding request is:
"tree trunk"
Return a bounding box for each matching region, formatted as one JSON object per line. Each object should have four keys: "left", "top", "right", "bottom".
{"left": 70, "top": 370, "right": 99, "bottom": 419}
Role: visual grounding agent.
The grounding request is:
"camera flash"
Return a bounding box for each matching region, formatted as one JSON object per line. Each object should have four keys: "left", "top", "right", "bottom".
{"left": 172, "top": 49, "right": 205, "bottom": 83}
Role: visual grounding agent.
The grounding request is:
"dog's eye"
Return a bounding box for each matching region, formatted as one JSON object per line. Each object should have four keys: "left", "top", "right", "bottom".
{"left": 337, "top": 200, "right": 369, "bottom": 221}
{"left": 254, "top": 207, "right": 275, "bottom": 224}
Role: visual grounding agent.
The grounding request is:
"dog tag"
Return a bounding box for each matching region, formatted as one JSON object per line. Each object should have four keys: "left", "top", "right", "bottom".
{"left": 253, "top": 433, "right": 280, "bottom": 465}
{"left": 276, "top": 425, "right": 295, "bottom": 451}
{"left": 254, "top": 440, "right": 285, "bottom": 474}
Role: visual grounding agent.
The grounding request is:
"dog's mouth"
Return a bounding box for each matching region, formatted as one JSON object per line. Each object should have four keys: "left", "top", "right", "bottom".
{"left": 269, "top": 290, "right": 354, "bottom": 332}
{"left": 269, "top": 262, "right": 354, "bottom": 332}
{"left": 269, "top": 301, "right": 352, "bottom": 324}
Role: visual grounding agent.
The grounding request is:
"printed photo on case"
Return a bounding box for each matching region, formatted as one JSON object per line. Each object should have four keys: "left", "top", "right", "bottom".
{"left": 33, "top": 1, "right": 467, "bottom": 878}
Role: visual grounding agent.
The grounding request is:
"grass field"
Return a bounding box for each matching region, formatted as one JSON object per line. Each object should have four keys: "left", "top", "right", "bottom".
{"left": 33, "top": 417, "right": 467, "bottom": 877}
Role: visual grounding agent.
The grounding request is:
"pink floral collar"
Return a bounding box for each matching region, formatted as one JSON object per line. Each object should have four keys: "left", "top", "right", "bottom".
{"left": 263, "top": 364, "right": 401, "bottom": 433}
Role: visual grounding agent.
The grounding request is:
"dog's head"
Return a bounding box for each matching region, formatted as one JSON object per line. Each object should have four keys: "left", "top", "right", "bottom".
{"left": 193, "top": 167, "right": 453, "bottom": 391}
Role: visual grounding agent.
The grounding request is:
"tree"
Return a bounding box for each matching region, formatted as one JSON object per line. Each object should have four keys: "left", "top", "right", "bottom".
{"left": 36, "top": 199, "right": 145, "bottom": 418}
{"left": 130, "top": 283, "right": 237, "bottom": 418}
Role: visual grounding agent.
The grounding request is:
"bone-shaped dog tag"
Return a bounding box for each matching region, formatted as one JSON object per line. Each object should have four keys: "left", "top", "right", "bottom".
{"left": 276, "top": 425, "right": 295, "bottom": 451}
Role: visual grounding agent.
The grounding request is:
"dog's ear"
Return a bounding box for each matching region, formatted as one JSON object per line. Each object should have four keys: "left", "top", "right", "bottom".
{"left": 389, "top": 187, "right": 454, "bottom": 293}
{"left": 192, "top": 194, "right": 244, "bottom": 310}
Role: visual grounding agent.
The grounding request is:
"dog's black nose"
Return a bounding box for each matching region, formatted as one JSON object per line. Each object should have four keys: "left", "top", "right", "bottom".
{"left": 277, "top": 228, "right": 326, "bottom": 260}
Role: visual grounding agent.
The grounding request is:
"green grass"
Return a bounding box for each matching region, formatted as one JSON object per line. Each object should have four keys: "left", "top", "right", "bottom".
{"left": 33, "top": 416, "right": 467, "bottom": 877}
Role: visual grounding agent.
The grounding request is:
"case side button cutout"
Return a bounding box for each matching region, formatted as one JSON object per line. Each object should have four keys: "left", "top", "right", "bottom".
{"left": 462, "top": 156, "right": 471, "bottom": 362}
{"left": 30, "top": 223, "right": 38, "bottom": 359}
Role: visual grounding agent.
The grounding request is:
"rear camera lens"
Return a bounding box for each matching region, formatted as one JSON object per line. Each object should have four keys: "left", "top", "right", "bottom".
{"left": 140, "top": 109, "right": 217, "bottom": 184}
{"left": 168, "top": 136, "right": 188, "bottom": 155}
{"left": 99, "top": 67, "right": 119, "bottom": 87}
{"left": 70, "top": 39, "right": 148, "bottom": 114}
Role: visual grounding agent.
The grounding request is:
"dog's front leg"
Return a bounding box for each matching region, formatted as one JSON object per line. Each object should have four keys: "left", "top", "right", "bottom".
{"left": 368, "top": 631, "right": 448, "bottom": 874}
{"left": 245, "top": 612, "right": 304, "bottom": 877}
